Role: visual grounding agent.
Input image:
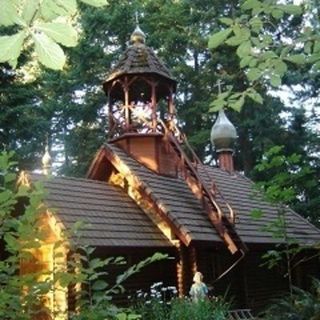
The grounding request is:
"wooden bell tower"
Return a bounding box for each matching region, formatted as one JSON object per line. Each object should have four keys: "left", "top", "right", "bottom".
{"left": 101, "top": 24, "right": 247, "bottom": 257}
{"left": 103, "top": 25, "right": 178, "bottom": 175}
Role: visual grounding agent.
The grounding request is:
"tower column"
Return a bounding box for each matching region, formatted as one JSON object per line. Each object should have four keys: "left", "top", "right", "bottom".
{"left": 217, "top": 151, "right": 234, "bottom": 172}
{"left": 151, "top": 82, "right": 157, "bottom": 132}
{"left": 124, "top": 77, "right": 130, "bottom": 132}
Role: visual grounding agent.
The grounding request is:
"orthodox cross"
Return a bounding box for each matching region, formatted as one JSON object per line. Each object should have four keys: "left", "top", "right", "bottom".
{"left": 216, "top": 79, "right": 223, "bottom": 94}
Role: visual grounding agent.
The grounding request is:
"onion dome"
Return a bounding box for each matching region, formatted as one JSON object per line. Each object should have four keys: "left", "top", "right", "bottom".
{"left": 211, "top": 109, "right": 237, "bottom": 152}
{"left": 104, "top": 25, "right": 176, "bottom": 94}
{"left": 130, "top": 25, "right": 146, "bottom": 44}
{"left": 42, "top": 145, "right": 52, "bottom": 175}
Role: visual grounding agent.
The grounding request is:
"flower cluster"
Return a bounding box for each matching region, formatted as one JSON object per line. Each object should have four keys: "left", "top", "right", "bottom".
{"left": 131, "top": 282, "right": 178, "bottom": 305}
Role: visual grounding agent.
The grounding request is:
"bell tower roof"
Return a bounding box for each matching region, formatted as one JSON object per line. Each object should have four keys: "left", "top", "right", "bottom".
{"left": 104, "top": 25, "right": 176, "bottom": 90}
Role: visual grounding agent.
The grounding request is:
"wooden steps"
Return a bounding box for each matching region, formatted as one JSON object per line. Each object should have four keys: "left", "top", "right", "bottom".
{"left": 228, "top": 309, "right": 255, "bottom": 319}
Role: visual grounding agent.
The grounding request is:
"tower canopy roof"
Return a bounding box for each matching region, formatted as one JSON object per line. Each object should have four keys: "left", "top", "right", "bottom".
{"left": 104, "top": 25, "right": 176, "bottom": 90}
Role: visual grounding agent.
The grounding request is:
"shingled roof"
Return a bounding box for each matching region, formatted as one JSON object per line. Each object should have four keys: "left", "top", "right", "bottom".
{"left": 104, "top": 28, "right": 175, "bottom": 85}
{"left": 27, "top": 144, "right": 320, "bottom": 249}
{"left": 28, "top": 173, "right": 172, "bottom": 248}
{"left": 102, "top": 143, "right": 320, "bottom": 246}
{"left": 200, "top": 167, "right": 320, "bottom": 245}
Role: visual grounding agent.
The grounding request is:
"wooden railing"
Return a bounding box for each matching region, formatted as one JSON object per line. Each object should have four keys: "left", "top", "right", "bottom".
{"left": 156, "top": 119, "right": 247, "bottom": 255}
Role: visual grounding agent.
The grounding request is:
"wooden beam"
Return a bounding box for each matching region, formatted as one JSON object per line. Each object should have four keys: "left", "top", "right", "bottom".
{"left": 101, "top": 144, "right": 192, "bottom": 246}
{"left": 151, "top": 82, "right": 157, "bottom": 132}
{"left": 176, "top": 242, "right": 190, "bottom": 297}
{"left": 189, "top": 245, "right": 198, "bottom": 276}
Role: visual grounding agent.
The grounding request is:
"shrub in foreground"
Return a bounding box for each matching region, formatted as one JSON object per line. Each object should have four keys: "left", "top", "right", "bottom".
{"left": 132, "top": 282, "right": 230, "bottom": 320}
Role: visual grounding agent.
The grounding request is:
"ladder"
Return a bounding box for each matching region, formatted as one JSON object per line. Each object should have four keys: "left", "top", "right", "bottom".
{"left": 163, "top": 121, "right": 247, "bottom": 255}
{"left": 120, "top": 106, "right": 248, "bottom": 256}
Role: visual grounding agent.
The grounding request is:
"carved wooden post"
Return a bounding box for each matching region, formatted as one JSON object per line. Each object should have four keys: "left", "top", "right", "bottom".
{"left": 167, "top": 86, "right": 176, "bottom": 135}
{"left": 189, "top": 245, "right": 198, "bottom": 276}
{"left": 124, "top": 77, "right": 130, "bottom": 132}
{"left": 108, "top": 87, "right": 114, "bottom": 139}
{"left": 151, "top": 82, "right": 157, "bottom": 132}
{"left": 176, "top": 242, "right": 189, "bottom": 297}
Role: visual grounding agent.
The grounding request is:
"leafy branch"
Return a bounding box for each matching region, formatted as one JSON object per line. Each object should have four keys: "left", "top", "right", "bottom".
{"left": 208, "top": 0, "right": 320, "bottom": 111}
{"left": 0, "top": 0, "right": 108, "bottom": 70}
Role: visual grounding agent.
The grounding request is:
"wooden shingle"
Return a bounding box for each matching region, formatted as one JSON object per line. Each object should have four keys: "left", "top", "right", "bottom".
{"left": 29, "top": 173, "right": 172, "bottom": 248}
{"left": 105, "top": 44, "right": 175, "bottom": 85}
{"left": 201, "top": 167, "right": 320, "bottom": 245}
{"left": 106, "top": 144, "right": 320, "bottom": 246}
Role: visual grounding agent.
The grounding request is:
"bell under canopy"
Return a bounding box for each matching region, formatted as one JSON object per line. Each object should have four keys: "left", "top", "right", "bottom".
{"left": 104, "top": 24, "right": 178, "bottom": 140}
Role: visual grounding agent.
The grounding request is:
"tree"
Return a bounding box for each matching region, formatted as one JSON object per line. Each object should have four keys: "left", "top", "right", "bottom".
{"left": 0, "top": 150, "right": 166, "bottom": 319}
{"left": 0, "top": 0, "right": 108, "bottom": 70}
{"left": 208, "top": 0, "right": 320, "bottom": 111}
{"left": 252, "top": 145, "right": 320, "bottom": 295}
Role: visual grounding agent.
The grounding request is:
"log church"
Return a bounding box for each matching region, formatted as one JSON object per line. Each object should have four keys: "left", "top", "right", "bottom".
{"left": 21, "top": 24, "right": 320, "bottom": 317}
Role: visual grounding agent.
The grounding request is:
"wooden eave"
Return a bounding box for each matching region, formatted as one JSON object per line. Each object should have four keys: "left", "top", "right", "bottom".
{"left": 88, "top": 144, "right": 320, "bottom": 248}
{"left": 87, "top": 145, "right": 192, "bottom": 246}
{"left": 22, "top": 171, "right": 172, "bottom": 248}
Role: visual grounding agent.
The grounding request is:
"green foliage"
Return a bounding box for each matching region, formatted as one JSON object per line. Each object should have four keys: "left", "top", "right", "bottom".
{"left": 0, "top": 0, "right": 108, "bottom": 69}
{"left": 0, "top": 150, "right": 167, "bottom": 319}
{"left": 0, "top": 151, "right": 55, "bottom": 319}
{"left": 208, "top": 0, "right": 320, "bottom": 111}
{"left": 252, "top": 145, "right": 320, "bottom": 295}
{"left": 209, "top": 87, "right": 263, "bottom": 112}
{"left": 0, "top": 31, "right": 26, "bottom": 65}
{"left": 261, "top": 278, "right": 320, "bottom": 320}
{"left": 254, "top": 145, "right": 317, "bottom": 207}
{"left": 208, "top": 28, "right": 232, "bottom": 49}
{"left": 67, "top": 249, "right": 167, "bottom": 319}
{"left": 133, "top": 282, "right": 230, "bottom": 320}
{"left": 170, "top": 298, "right": 230, "bottom": 320}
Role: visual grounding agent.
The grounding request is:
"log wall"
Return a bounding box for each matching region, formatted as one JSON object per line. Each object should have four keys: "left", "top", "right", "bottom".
{"left": 196, "top": 246, "right": 319, "bottom": 313}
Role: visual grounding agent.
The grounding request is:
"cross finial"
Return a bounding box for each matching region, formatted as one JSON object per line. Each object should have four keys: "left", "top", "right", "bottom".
{"left": 130, "top": 12, "right": 145, "bottom": 44}
{"left": 217, "top": 79, "right": 222, "bottom": 94}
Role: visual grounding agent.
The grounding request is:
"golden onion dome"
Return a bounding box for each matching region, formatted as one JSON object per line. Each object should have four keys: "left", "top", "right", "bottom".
{"left": 42, "top": 145, "right": 52, "bottom": 175}
{"left": 130, "top": 25, "right": 146, "bottom": 45}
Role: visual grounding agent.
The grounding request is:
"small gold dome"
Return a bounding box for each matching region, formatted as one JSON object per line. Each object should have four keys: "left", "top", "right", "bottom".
{"left": 130, "top": 25, "right": 146, "bottom": 45}
{"left": 42, "top": 145, "right": 51, "bottom": 175}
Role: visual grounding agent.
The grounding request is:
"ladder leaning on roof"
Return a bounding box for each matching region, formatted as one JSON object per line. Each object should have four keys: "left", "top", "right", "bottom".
{"left": 121, "top": 106, "right": 247, "bottom": 257}
{"left": 160, "top": 119, "right": 247, "bottom": 256}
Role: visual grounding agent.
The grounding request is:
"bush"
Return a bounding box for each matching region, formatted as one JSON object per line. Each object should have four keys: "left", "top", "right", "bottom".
{"left": 170, "top": 298, "right": 229, "bottom": 320}
{"left": 261, "top": 278, "right": 320, "bottom": 320}
{"left": 0, "top": 151, "right": 165, "bottom": 320}
{"left": 132, "top": 282, "right": 230, "bottom": 320}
